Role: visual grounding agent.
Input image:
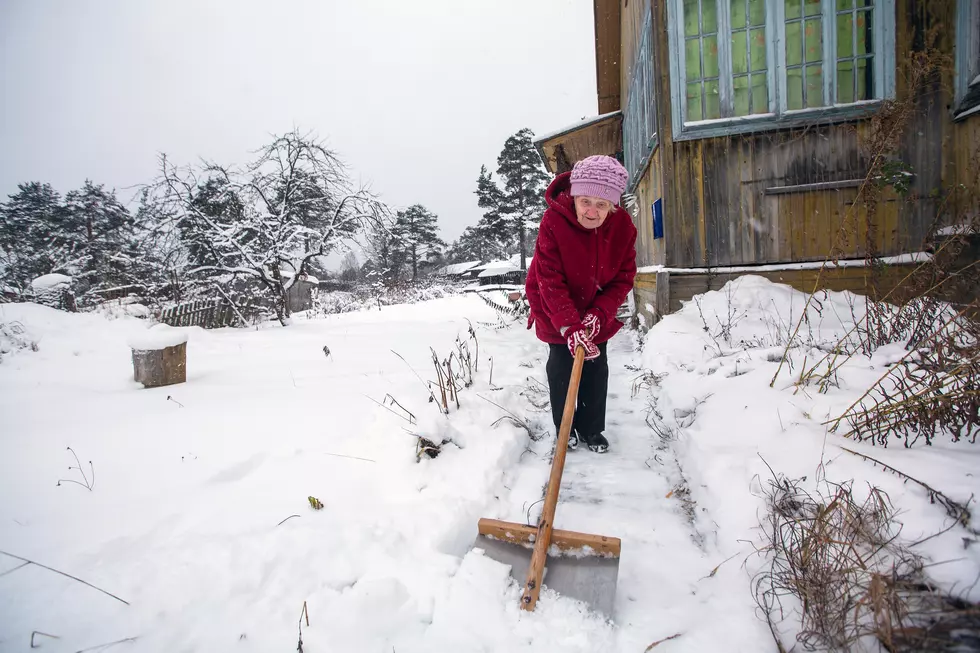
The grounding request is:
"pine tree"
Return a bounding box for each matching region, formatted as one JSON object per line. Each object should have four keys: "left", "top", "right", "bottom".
{"left": 61, "top": 180, "right": 135, "bottom": 298}
{"left": 474, "top": 165, "right": 511, "bottom": 255}
{"left": 495, "top": 128, "right": 550, "bottom": 271}
{"left": 392, "top": 204, "right": 444, "bottom": 283}
{"left": 0, "top": 182, "right": 65, "bottom": 290}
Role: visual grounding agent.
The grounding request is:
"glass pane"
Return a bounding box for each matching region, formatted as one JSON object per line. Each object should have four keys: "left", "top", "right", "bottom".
{"left": 856, "top": 57, "right": 873, "bottom": 100}
{"left": 686, "top": 39, "right": 703, "bottom": 80}
{"left": 684, "top": 0, "right": 701, "bottom": 36}
{"left": 805, "top": 18, "right": 823, "bottom": 63}
{"left": 703, "top": 0, "right": 718, "bottom": 33}
{"left": 857, "top": 9, "right": 872, "bottom": 55}
{"left": 837, "top": 0, "right": 853, "bottom": 9}
{"left": 751, "top": 27, "right": 767, "bottom": 71}
{"left": 837, "top": 59, "right": 855, "bottom": 103}
{"left": 704, "top": 35, "right": 720, "bottom": 77}
{"left": 785, "top": 0, "right": 801, "bottom": 20}
{"left": 858, "top": 0, "right": 873, "bottom": 6}
{"left": 786, "top": 21, "right": 803, "bottom": 66}
{"left": 687, "top": 83, "right": 704, "bottom": 120}
{"left": 750, "top": 0, "right": 766, "bottom": 26}
{"left": 788, "top": 68, "right": 804, "bottom": 109}
{"left": 731, "top": 0, "right": 747, "bottom": 29}
{"left": 804, "top": 0, "right": 821, "bottom": 16}
{"left": 734, "top": 75, "right": 751, "bottom": 116}
{"left": 752, "top": 73, "right": 769, "bottom": 113}
{"left": 705, "top": 79, "right": 721, "bottom": 118}
{"left": 732, "top": 32, "right": 748, "bottom": 74}
{"left": 806, "top": 65, "right": 824, "bottom": 107}
{"left": 837, "top": 13, "right": 853, "bottom": 58}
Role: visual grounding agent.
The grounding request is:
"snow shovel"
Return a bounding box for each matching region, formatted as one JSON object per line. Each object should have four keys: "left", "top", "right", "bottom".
{"left": 475, "top": 345, "right": 621, "bottom": 618}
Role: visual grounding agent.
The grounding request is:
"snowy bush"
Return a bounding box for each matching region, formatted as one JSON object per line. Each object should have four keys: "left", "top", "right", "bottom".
{"left": 0, "top": 320, "right": 37, "bottom": 362}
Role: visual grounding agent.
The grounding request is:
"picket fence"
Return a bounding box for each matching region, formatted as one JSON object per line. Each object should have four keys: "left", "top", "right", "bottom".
{"left": 159, "top": 298, "right": 250, "bottom": 329}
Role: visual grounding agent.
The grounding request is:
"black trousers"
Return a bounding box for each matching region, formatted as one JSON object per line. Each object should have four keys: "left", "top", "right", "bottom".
{"left": 546, "top": 341, "right": 609, "bottom": 436}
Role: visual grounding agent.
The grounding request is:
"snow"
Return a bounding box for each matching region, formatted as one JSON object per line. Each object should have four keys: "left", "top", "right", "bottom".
{"left": 30, "top": 273, "right": 72, "bottom": 291}
{"left": 478, "top": 264, "right": 521, "bottom": 278}
{"left": 438, "top": 260, "right": 482, "bottom": 276}
{"left": 0, "top": 278, "right": 977, "bottom": 652}
{"left": 535, "top": 110, "right": 622, "bottom": 144}
{"left": 126, "top": 324, "right": 190, "bottom": 350}
{"left": 637, "top": 251, "right": 932, "bottom": 275}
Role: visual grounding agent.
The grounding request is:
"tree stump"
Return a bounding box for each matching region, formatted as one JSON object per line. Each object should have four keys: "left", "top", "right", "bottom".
{"left": 128, "top": 328, "right": 189, "bottom": 388}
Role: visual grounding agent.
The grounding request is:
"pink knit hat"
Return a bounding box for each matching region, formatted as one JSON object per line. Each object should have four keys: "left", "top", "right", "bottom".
{"left": 569, "top": 155, "right": 629, "bottom": 205}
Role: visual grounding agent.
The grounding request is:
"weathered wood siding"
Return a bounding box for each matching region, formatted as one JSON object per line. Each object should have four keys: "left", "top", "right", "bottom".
{"left": 647, "top": 0, "right": 976, "bottom": 270}
{"left": 630, "top": 148, "right": 666, "bottom": 268}
{"left": 595, "top": 0, "right": 622, "bottom": 114}
{"left": 536, "top": 114, "right": 623, "bottom": 174}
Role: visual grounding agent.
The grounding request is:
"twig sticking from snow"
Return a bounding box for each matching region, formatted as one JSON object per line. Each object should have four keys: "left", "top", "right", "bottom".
{"left": 838, "top": 447, "right": 976, "bottom": 534}
{"left": 479, "top": 394, "right": 539, "bottom": 441}
{"left": 75, "top": 636, "right": 139, "bottom": 652}
{"left": 30, "top": 631, "right": 59, "bottom": 648}
{"left": 390, "top": 350, "right": 441, "bottom": 407}
{"left": 57, "top": 447, "right": 94, "bottom": 491}
{"left": 277, "top": 514, "right": 301, "bottom": 527}
{"left": 362, "top": 394, "right": 415, "bottom": 424}
{"left": 166, "top": 395, "right": 184, "bottom": 408}
{"left": 0, "top": 550, "right": 129, "bottom": 605}
{"left": 644, "top": 633, "right": 682, "bottom": 650}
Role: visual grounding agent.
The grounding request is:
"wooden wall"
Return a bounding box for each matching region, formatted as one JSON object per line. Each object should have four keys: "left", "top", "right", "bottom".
{"left": 595, "top": 0, "right": 623, "bottom": 114}
{"left": 647, "top": 0, "right": 978, "bottom": 270}
{"left": 630, "top": 148, "right": 666, "bottom": 268}
{"left": 536, "top": 114, "right": 623, "bottom": 174}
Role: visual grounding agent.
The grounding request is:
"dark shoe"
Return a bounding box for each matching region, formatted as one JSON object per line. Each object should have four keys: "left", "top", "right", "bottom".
{"left": 582, "top": 432, "right": 609, "bottom": 453}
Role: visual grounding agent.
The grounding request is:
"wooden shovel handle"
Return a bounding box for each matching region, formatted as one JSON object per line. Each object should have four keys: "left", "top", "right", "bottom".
{"left": 520, "top": 344, "right": 586, "bottom": 611}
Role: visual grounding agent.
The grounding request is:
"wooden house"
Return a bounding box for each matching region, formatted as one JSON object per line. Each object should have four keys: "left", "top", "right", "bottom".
{"left": 535, "top": 0, "right": 980, "bottom": 327}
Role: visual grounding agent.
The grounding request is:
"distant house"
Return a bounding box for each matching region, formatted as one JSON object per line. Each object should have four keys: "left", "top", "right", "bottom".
{"left": 436, "top": 260, "right": 483, "bottom": 279}
{"left": 535, "top": 1, "right": 980, "bottom": 327}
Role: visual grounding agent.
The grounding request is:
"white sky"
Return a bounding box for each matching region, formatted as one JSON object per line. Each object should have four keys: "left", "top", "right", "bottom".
{"left": 0, "top": 0, "right": 598, "bottom": 260}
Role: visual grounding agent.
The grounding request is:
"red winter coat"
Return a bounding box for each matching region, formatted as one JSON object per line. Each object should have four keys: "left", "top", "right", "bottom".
{"left": 525, "top": 171, "right": 638, "bottom": 345}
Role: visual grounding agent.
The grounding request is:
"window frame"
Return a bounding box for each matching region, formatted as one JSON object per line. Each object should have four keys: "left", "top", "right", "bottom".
{"left": 623, "top": 5, "right": 659, "bottom": 188}
{"left": 954, "top": 0, "right": 980, "bottom": 119}
{"left": 667, "top": 0, "right": 896, "bottom": 140}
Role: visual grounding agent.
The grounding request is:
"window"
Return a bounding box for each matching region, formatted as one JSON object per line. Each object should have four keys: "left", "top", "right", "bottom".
{"left": 955, "top": 0, "right": 980, "bottom": 118}
{"left": 624, "top": 7, "right": 658, "bottom": 184}
{"left": 668, "top": 0, "right": 896, "bottom": 138}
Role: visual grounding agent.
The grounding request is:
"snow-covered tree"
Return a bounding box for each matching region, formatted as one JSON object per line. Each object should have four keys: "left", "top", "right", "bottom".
{"left": 0, "top": 182, "right": 65, "bottom": 292}
{"left": 495, "top": 128, "right": 550, "bottom": 271}
{"left": 392, "top": 204, "right": 444, "bottom": 283}
{"left": 474, "top": 165, "right": 511, "bottom": 255}
{"left": 60, "top": 180, "right": 135, "bottom": 298}
{"left": 149, "top": 128, "right": 387, "bottom": 325}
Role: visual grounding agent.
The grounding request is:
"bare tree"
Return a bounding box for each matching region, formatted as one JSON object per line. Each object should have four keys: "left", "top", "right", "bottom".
{"left": 147, "top": 129, "right": 388, "bottom": 325}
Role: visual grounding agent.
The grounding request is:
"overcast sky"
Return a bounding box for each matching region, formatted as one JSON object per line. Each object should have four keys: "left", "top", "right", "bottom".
{"left": 0, "top": 0, "right": 598, "bottom": 263}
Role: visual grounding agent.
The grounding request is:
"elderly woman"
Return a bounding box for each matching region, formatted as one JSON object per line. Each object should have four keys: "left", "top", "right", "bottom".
{"left": 525, "top": 155, "right": 637, "bottom": 453}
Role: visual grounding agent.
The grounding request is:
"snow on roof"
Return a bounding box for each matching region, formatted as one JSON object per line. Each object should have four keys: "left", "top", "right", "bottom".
{"left": 31, "top": 273, "right": 72, "bottom": 290}
{"left": 478, "top": 263, "right": 522, "bottom": 278}
{"left": 534, "top": 110, "right": 623, "bottom": 144}
{"left": 439, "top": 260, "right": 482, "bottom": 275}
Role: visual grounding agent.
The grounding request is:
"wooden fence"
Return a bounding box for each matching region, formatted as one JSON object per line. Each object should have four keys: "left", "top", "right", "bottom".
{"left": 159, "top": 298, "right": 251, "bottom": 329}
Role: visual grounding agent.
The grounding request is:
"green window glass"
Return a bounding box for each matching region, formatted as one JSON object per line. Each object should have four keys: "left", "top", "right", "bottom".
{"left": 785, "top": 0, "right": 823, "bottom": 109}
{"left": 836, "top": 0, "right": 874, "bottom": 102}
{"left": 730, "top": 0, "right": 768, "bottom": 116}
{"left": 684, "top": 0, "right": 723, "bottom": 120}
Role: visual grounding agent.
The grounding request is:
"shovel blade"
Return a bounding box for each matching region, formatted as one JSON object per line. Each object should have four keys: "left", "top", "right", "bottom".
{"left": 475, "top": 532, "right": 620, "bottom": 619}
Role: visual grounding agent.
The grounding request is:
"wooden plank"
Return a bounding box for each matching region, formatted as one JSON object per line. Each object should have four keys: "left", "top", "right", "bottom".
{"left": 478, "top": 518, "right": 621, "bottom": 557}
{"left": 695, "top": 140, "right": 708, "bottom": 266}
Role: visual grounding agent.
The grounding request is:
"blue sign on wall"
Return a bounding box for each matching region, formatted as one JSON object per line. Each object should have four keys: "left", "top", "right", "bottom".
{"left": 653, "top": 198, "right": 663, "bottom": 240}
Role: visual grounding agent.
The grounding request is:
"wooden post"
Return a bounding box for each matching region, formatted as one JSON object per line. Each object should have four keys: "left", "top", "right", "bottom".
{"left": 129, "top": 328, "right": 189, "bottom": 388}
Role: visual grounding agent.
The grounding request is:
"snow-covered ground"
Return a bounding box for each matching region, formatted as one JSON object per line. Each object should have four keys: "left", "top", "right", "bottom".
{"left": 1, "top": 277, "right": 977, "bottom": 652}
